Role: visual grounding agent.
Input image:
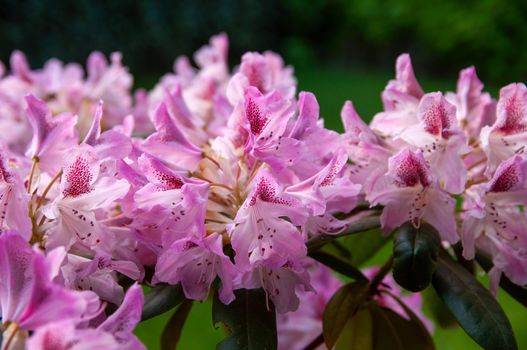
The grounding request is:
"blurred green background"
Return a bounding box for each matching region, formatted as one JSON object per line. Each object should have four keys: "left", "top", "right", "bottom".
{"left": 2, "top": 1, "right": 526, "bottom": 348}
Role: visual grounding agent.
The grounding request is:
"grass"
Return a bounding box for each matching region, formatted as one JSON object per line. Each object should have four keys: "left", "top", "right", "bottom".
{"left": 135, "top": 67, "right": 526, "bottom": 349}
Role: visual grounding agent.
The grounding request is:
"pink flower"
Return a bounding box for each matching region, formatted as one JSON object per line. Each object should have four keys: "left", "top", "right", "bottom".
{"left": 25, "top": 94, "right": 78, "bottom": 175}
{"left": 371, "top": 54, "right": 423, "bottom": 138}
{"left": 399, "top": 92, "right": 470, "bottom": 194}
{"left": 238, "top": 87, "right": 303, "bottom": 170}
{"left": 241, "top": 260, "right": 312, "bottom": 314}
{"left": 340, "top": 101, "right": 393, "bottom": 195}
{"left": 369, "top": 148, "right": 458, "bottom": 242}
{"left": 155, "top": 232, "right": 235, "bottom": 304}
{"left": 462, "top": 155, "right": 527, "bottom": 286}
{"left": 132, "top": 153, "right": 209, "bottom": 244}
{"left": 141, "top": 100, "right": 202, "bottom": 171}
{"left": 446, "top": 66, "right": 496, "bottom": 138}
{"left": 0, "top": 231, "right": 100, "bottom": 333}
{"left": 481, "top": 83, "right": 527, "bottom": 175}
{"left": 277, "top": 263, "right": 342, "bottom": 350}
{"left": 0, "top": 149, "right": 31, "bottom": 237}
{"left": 230, "top": 170, "right": 307, "bottom": 269}
{"left": 43, "top": 145, "right": 130, "bottom": 250}
{"left": 227, "top": 52, "right": 296, "bottom": 103}
{"left": 27, "top": 284, "right": 145, "bottom": 350}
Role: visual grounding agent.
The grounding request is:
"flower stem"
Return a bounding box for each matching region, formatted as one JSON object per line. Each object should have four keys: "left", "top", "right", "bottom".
{"left": 369, "top": 255, "right": 394, "bottom": 293}
{"left": 27, "top": 157, "right": 39, "bottom": 194}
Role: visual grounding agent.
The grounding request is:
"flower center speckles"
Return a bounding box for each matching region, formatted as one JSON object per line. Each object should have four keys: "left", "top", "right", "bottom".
{"left": 489, "top": 164, "right": 520, "bottom": 192}
{"left": 249, "top": 177, "right": 289, "bottom": 206}
{"left": 423, "top": 103, "right": 452, "bottom": 137}
{"left": 183, "top": 241, "right": 198, "bottom": 251}
{"left": 154, "top": 170, "right": 183, "bottom": 190}
{"left": 246, "top": 99, "right": 268, "bottom": 135}
{"left": 63, "top": 157, "right": 93, "bottom": 197}
{"left": 408, "top": 188, "right": 427, "bottom": 225}
{"left": 394, "top": 155, "right": 430, "bottom": 188}
{"left": 0, "top": 157, "right": 11, "bottom": 183}
{"left": 320, "top": 159, "right": 344, "bottom": 187}
{"left": 497, "top": 94, "right": 526, "bottom": 135}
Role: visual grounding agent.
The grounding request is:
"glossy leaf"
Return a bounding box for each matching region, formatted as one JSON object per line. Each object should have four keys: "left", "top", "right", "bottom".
{"left": 161, "top": 300, "right": 193, "bottom": 350}
{"left": 323, "top": 280, "right": 369, "bottom": 349}
{"left": 432, "top": 254, "right": 518, "bottom": 350}
{"left": 336, "top": 308, "right": 374, "bottom": 350}
{"left": 422, "top": 287, "right": 457, "bottom": 328}
{"left": 393, "top": 222, "right": 440, "bottom": 292}
{"left": 142, "top": 284, "right": 186, "bottom": 321}
{"left": 370, "top": 305, "right": 435, "bottom": 350}
{"left": 212, "top": 288, "right": 277, "bottom": 350}
{"left": 382, "top": 290, "right": 436, "bottom": 349}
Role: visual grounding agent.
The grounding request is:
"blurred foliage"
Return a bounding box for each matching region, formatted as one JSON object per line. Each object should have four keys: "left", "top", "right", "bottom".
{"left": 1, "top": 0, "right": 526, "bottom": 85}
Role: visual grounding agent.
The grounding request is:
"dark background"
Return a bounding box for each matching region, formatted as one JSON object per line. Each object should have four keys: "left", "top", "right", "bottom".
{"left": 2, "top": 0, "right": 527, "bottom": 86}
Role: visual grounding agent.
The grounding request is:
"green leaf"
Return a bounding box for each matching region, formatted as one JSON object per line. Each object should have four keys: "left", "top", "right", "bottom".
{"left": 382, "top": 291, "right": 436, "bottom": 350}
{"left": 343, "top": 227, "right": 390, "bottom": 266}
{"left": 422, "top": 287, "right": 457, "bottom": 329}
{"left": 476, "top": 252, "right": 527, "bottom": 308}
{"left": 142, "top": 284, "right": 186, "bottom": 321}
{"left": 432, "top": 254, "right": 518, "bottom": 350}
{"left": 392, "top": 222, "right": 440, "bottom": 292}
{"left": 323, "top": 280, "right": 369, "bottom": 349}
{"left": 161, "top": 300, "right": 193, "bottom": 350}
{"left": 336, "top": 308, "right": 374, "bottom": 350}
{"left": 370, "top": 305, "right": 435, "bottom": 350}
{"left": 310, "top": 251, "right": 367, "bottom": 281}
{"left": 212, "top": 288, "right": 277, "bottom": 350}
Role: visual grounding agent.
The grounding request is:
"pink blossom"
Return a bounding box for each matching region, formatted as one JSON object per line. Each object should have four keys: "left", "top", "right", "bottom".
{"left": 462, "top": 155, "right": 527, "bottom": 286}
{"left": 155, "top": 232, "right": 235, "bottom": 304}
{"left": 399, "top": 92, "right": 470, "bottom": 194}
{"left": 369, "top": 148, "right": 458, "bottom": 242}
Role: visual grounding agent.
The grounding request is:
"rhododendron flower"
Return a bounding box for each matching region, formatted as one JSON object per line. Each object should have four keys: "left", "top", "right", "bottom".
{"left": 371, "top": 54, "right": 423, "bottom": 138}
{"left": 462, "top": 155, "right": 527, "bottom": 286}
{"left": 0, "top": 231, "right": 100, "bottom": 340}
{"left": 43, "top": 145, "right": 130, "bottom": 249}
{"left": 399, "top": 92, "right": 470, "bottom": 194}
{"left": 27, "top": 284, "right": 145, "bottom": 350}
{"left": 25, "top": 94, "right": 78, "bottom": 175}
{"left": 0, "top": 150, "right": 31, "bottom": 236}
{"left": 155, "top": 233, "right": 235, "bottom": 304}
{"left": 0, "top": 33, "right": 525, "bottom": 350}
{"left": 481, "top": 83, "right": 527, "bottom": 175}
{"left": 369, "top": 148, "right": 458, "bottom": 243}
{"left": 230, "top": 170, "right": 307, "bottom": 269}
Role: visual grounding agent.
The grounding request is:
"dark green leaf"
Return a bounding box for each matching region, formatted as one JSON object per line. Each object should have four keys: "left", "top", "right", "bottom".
{"left": 323, "top": 280, "right": 369, "bottom": 349}
{"left": 336, "top": 308, "right": 374, "bottom": 350}
{"left": 422, "top": 287, "right": 457, "bottom": 328}
{"left": 161, "top": 299, "right": 193, "bottom": 350}
{"left": 370, "top": 305, "right": 435, "bottom": 350}
{"left": 392, "top": 222, "right": 440, "bottom": 292}
{"left": 141, "top": 284, "right": 186, "bottom": 321}
{"left": 310, "top": 251, "right": 367, "bottom": 281}
{"left": 476, "top": 252, "right": 527, "bottom": 308}
{"left": 382, "top": 291, "right": 436, "bottom": 349}
{"left": 432, "top": 254, "right": 518, "bottom": 350}
{"left": 212, "top": 288, "right": 277, "bottom": 350}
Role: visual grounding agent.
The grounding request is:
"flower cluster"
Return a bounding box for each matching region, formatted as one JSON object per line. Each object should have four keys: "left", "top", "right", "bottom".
{"left": 0, "top": 33, "right": 525, "bottom": 348}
